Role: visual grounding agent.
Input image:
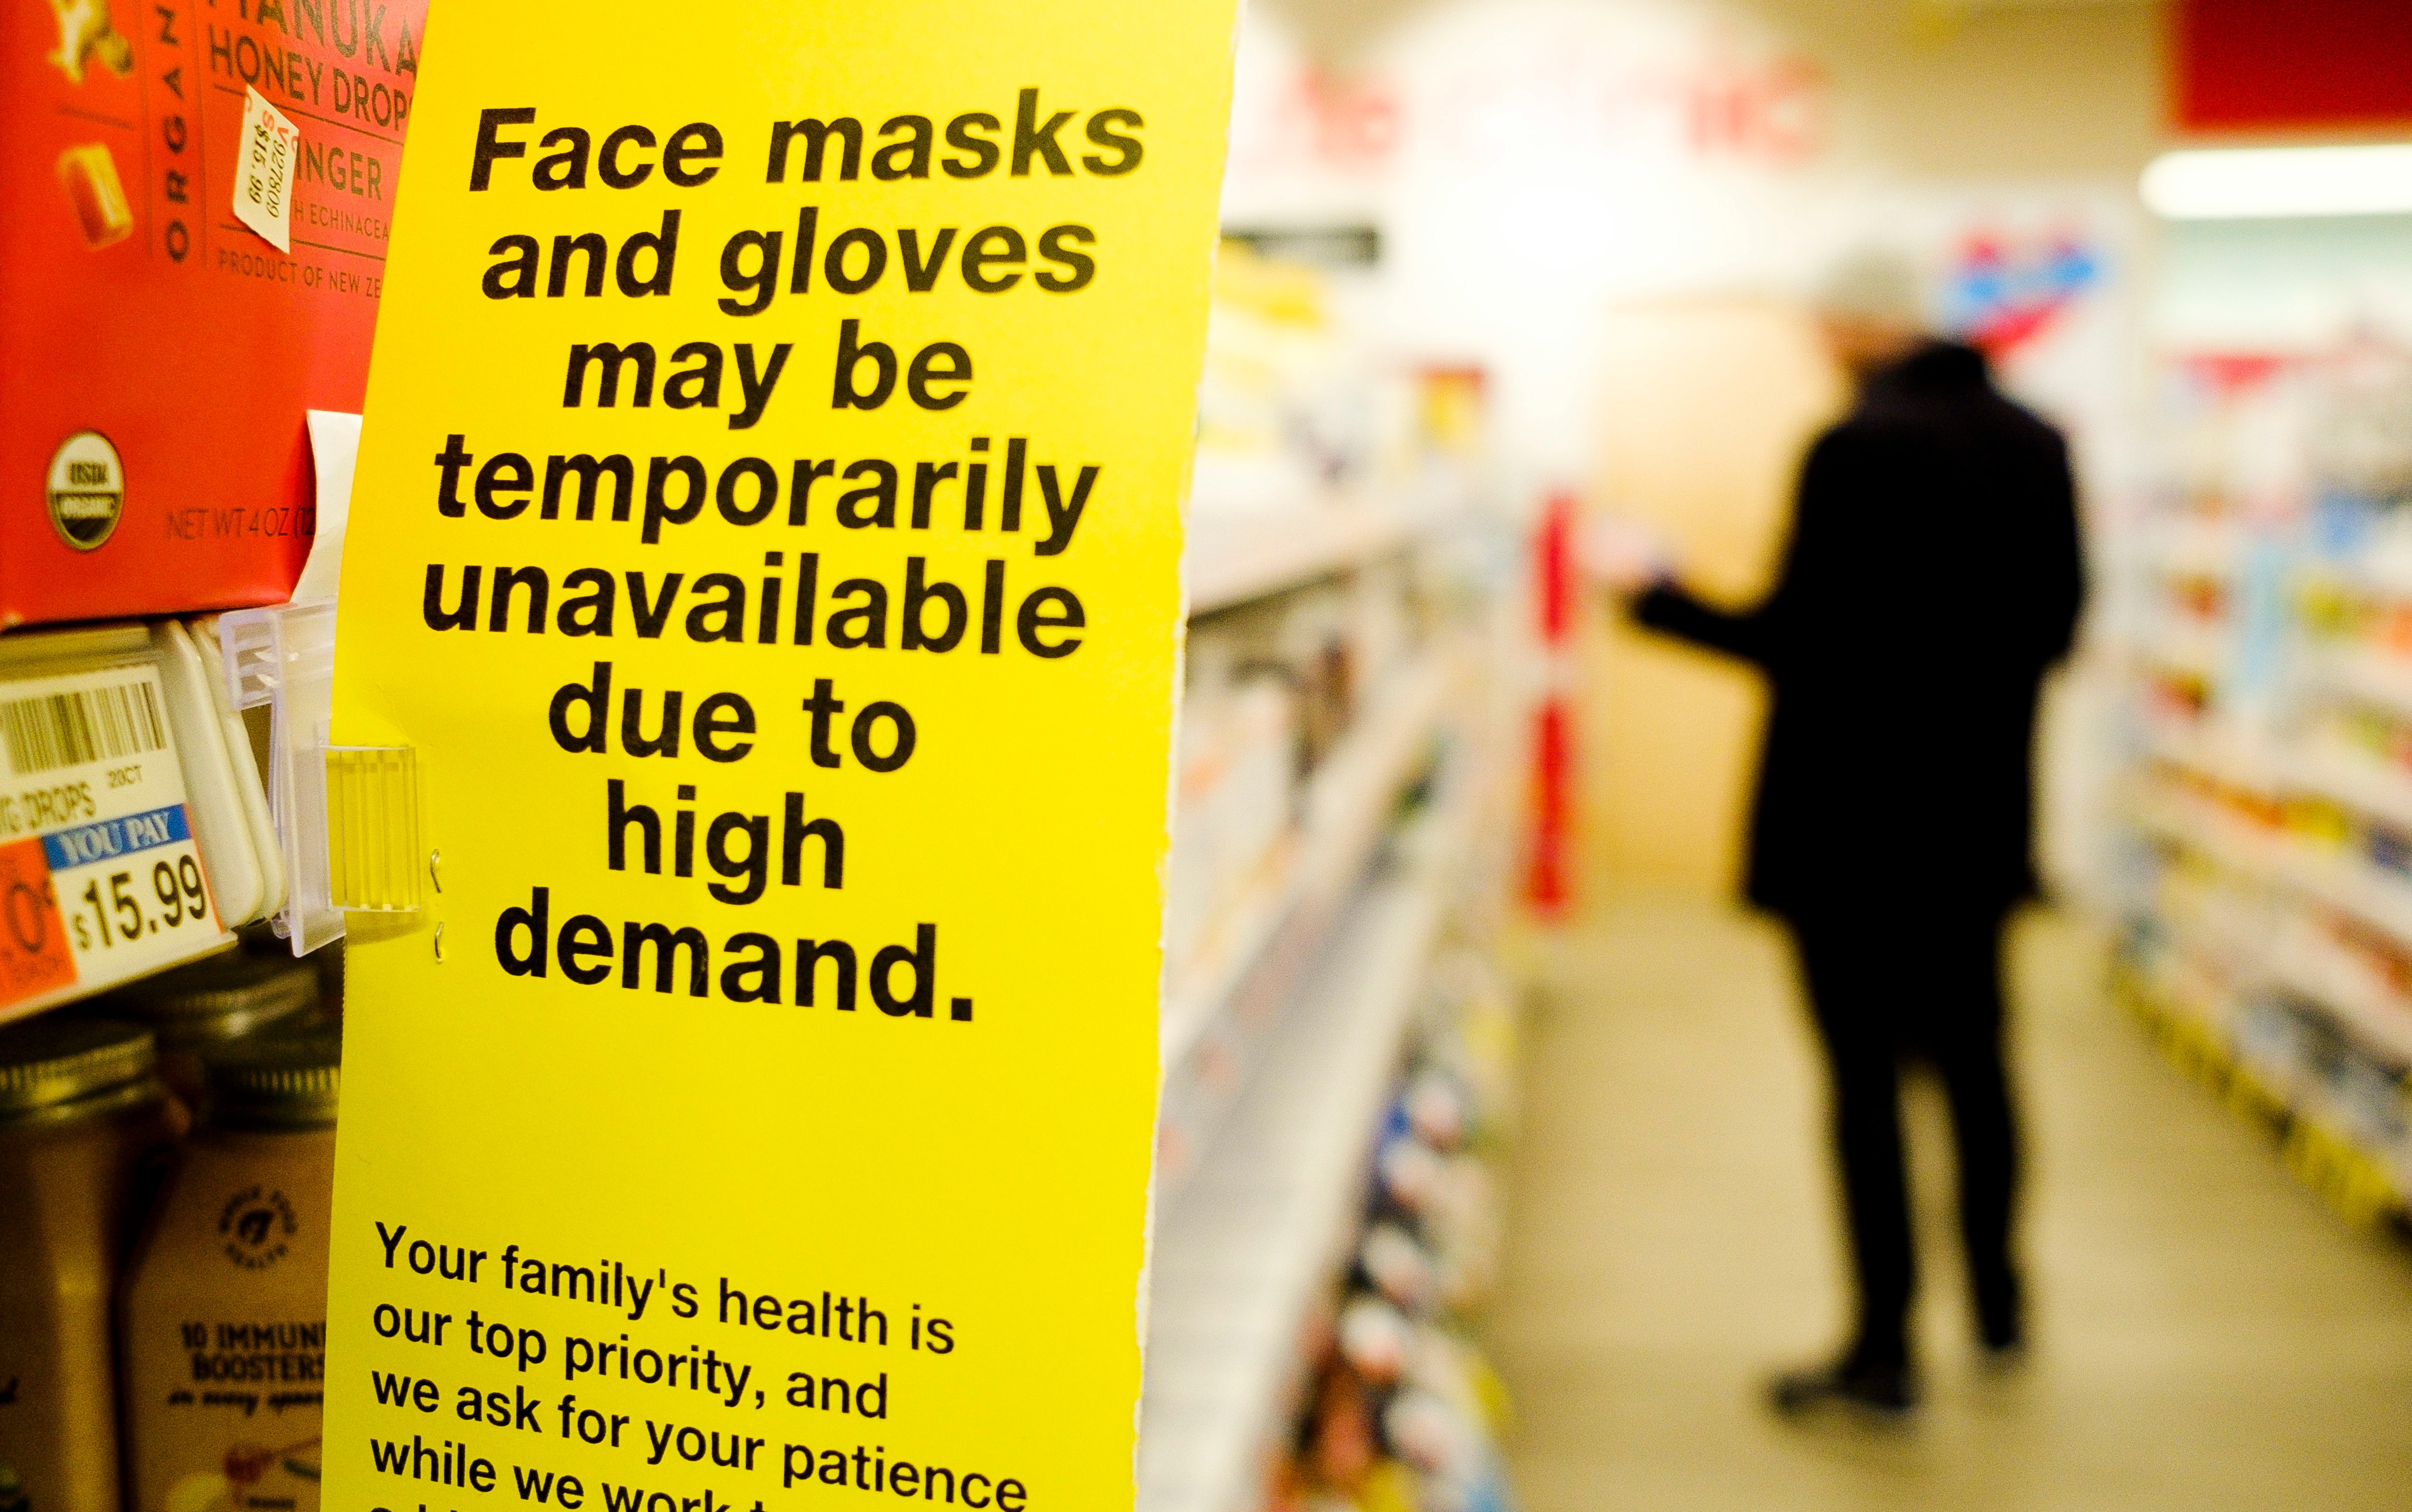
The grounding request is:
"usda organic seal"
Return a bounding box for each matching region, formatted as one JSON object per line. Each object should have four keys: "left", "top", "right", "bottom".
{"left": 46, "top": 430, "right": 124, "bottom": 551}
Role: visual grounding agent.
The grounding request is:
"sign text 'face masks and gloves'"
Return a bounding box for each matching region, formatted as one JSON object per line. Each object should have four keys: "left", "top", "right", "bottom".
{"left": 322, "top": 6, "right": 1238, "bottom": 1508}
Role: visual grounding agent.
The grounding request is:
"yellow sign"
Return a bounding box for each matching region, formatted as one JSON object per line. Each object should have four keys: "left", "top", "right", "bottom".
{"left": 321, "top": 6, "right": 1234, "bottom": 1508}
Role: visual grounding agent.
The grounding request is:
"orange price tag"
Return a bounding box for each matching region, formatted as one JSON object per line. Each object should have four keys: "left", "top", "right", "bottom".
{"left": 0, "top": 836, "right": 76, "bottom": 1009}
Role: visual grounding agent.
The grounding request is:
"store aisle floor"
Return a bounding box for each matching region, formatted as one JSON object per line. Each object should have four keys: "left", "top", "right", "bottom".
{"left": 1492, "top": 902, "right": 2412, "bottom": 1511}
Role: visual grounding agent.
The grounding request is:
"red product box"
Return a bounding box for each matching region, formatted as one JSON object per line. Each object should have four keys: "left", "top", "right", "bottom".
{"left": 0, "top": 0, "right": 426, "bottom": 631}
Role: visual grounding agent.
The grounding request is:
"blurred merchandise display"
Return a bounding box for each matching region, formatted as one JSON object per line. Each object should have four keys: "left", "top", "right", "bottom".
{"left": 2118, "top": 340, "right": 2412, "bottom": 1229}
{"left": 1187, "top": 242, "right": 1492, "bottom": 619}
{"left": 1192, "top": 241, "right": 1414, "bottom": 520}
{"left": 1137, "top": 235, "right": 1529, "bottom": 1512}
{"left": 1266, "top": 956, "right": 1520, "bottom": 1512}
{"left": 1166, "top": 557, "right": 1422, "bottom": 1027}
{"left": 1139, "top": 755, "right": 1525, "bottom": 1512}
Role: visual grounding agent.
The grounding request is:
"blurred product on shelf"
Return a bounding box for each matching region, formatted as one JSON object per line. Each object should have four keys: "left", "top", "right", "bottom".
{"left": 1154, "top": 226, "right": 1509, "bottom": 1217}
{"left": 0, "top": 1014, "right": 177, "bottom": 1511}
{"left": 1170, "top": 660, "right": 1300, "bottom": 986}
{"left": 1169, "top": 561, "right": 1424, "bottom": 1003}
{"left": 83, "top": 935, "right": 323, "bottom": 1111}
{"left": 1136, "top": 223, "right": 1527, "bottom": 1512}
{"left": 0, "top": 0, "right": 426, "bottom": 629}
{"left": 1267, "top": 952, "right": 1519, "bottom": 1512}
{"left": 1414, "top": 370, "right": 1486, "bottom": 463}
{"left": 1186, "top": 241, "right": 1489, "bottom": 619}
{"left": 2120, "top": 339, "right": 2412, "bottom": 1222}
{"left": 119, "top": 1023, "right": 340, "bottom": 1512}
{"left": 1193, "top": 241, "right": 1409, "bottom": 518}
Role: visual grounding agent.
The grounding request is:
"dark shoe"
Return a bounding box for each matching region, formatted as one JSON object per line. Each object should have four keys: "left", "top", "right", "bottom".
{"left": 1768, "top": 1357, "right": 1919, "bottom": 1420}
{"left": 1974, "top": 1270, "right": 2025, "bottom": 1356}
{"left": 1976, "top": 1300, "right": 2026, "bottom": 1369}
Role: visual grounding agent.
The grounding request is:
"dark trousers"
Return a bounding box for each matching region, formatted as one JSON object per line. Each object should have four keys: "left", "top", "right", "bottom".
{"left": 1791, "top": 907, "right": 2024, "bottom": 1367}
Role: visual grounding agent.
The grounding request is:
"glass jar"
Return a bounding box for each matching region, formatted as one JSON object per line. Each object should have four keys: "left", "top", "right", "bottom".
{"left": 119, "top": 1025, "right": 338, "bottom": 1512}
{"left": 97, "top": 945, "right": 320, "bottom": 1112}
{"left": 0, "top": 1014, "right": 177, "bottom": 1512}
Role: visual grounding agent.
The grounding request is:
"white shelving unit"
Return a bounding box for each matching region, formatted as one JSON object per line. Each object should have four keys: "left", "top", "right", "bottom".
{"left": 1159, "top": 644, "right": 1460, "bottom": 1073}
{"left": 1137, "top": 750, "right": 1487, "bottom": 1512}
{"left": 1153, "top": 646, "right": 1466, "bottom": 1211}
{"left": 2306, "top": 643, "right": 2412, "bottom": 723}
{"left": 2119, "top": 353, "right": 2412, "bottom": 1218}
{"left": 1185, "top": 499, "right": 1446, "bottom": 619}
{"left": 1153, "top": 508, "right": 1478, "bottom": 1207}
{"left": 2293, "top": 737, "right": 2412, "bottom": 834}
{"left": 2132, "top": 937, "right": 2412, "bottom": 1202}
{"left": 2134, "top": 787, "right": 2412, "bottom": 962}
{"left": 1134, "top": 489, "right": 1512, "bottom": 1512}
{"left": 2265, "top": 937, "right": 2412, "bottom": 1071}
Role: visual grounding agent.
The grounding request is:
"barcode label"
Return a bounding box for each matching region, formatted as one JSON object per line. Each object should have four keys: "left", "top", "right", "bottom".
{"left": 0, "top": 680, "right": 168, "bottom": 776}
{"left": 0, "top": 663, "right": 222, "bottom": 1022}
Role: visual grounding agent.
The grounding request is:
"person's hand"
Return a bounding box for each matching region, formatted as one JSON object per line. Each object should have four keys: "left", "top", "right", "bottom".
{"left": 1580, "top": 515, "right": 1672, "bottom": 597}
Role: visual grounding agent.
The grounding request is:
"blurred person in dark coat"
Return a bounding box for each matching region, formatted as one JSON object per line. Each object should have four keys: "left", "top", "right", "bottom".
{"left": 1588, "top": 251, "right": 2085, "bottom": 1417}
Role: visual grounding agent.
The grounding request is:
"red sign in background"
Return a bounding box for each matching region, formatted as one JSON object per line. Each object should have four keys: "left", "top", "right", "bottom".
{"left": 2173, "top": 0, "right": 2412, "bottom": 134}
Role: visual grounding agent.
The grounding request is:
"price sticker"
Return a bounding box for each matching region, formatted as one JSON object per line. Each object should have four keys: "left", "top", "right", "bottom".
{"left": 0, "top": 662, "right": 228, "bottom": 1019}
{"left": 233, "top": 84, "right": 302, "bottom": 253}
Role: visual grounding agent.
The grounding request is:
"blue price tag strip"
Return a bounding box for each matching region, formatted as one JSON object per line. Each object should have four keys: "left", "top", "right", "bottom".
{"left": 41, "top": 804, "right": 192, "bottom": 872}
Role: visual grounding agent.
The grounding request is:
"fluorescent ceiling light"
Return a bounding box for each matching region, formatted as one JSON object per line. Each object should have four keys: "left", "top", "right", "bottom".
{"left": 2142, "top": 144, "right": 2412, "bottom": 220}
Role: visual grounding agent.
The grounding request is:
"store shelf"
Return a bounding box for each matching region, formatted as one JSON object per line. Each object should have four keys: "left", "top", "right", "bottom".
{"left": 1151, "top": 641, "right": 1462, "bottom": 1207}
{"left": 2123, "top": 344, "right": 2412, "bottom": 1232}
{"left": 2264, "top": 943, "right": 2412, "bottom": 1072}
{"left": 1185, "top": 500, "right": 1435, "bottom": 618}
{"left": 1136, "top": 761, "right": 1480, "bottom": 1512}
{"left": 2148, "top": 717, "right": 2412, "bottom": 846}
{"left": 2144, "top": 719, "right": 2286, "bottom": 794}
{"left": 2137, "top": 620, "right": 2227, "bottom": 681}
{"left": 2306, "top": 644, "right": 2412, "bottom": 723}
{"left": 2293, "top": 739, "right": 2412, "bottom": 834}
{"left": 2134, "top": 785, "right": 2412, "bottom": 956}
{"left": 2315, "top": 549, "right": 2412, "bottom": 604}
{"left": 2124, "top": 944, "right": 2411, "bottom": 1215}
{"left": 1160, "top": 642, "right": 1462, "bottom": 1076}
{"left": 2149, "top": 896, "right": 2412, "bottom": 1077}
{"left": 2143, "top": 516, "right": 2245, "bottom": 579}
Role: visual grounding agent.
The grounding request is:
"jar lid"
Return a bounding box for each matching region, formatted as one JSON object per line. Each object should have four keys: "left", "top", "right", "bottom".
{"left": 0, "top": 1015, "right": 157, "bottom": 1122}
{"left": 204, "top": 1024, "right": 341, "bottom": 1131}
{"left": 103, "top": 946, "right": 320, "bottom": 1047}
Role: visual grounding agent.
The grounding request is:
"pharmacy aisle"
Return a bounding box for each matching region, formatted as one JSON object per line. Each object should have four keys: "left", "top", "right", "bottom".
{"left": 1137, "top": 246, "right": 1530, "bottom": 1512}
{"left": 1494, "top": 901, "right": 2412, "bottom": 1512}
{"left": 2117, "top": 346, "right": 2412, "bottom": 1229}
